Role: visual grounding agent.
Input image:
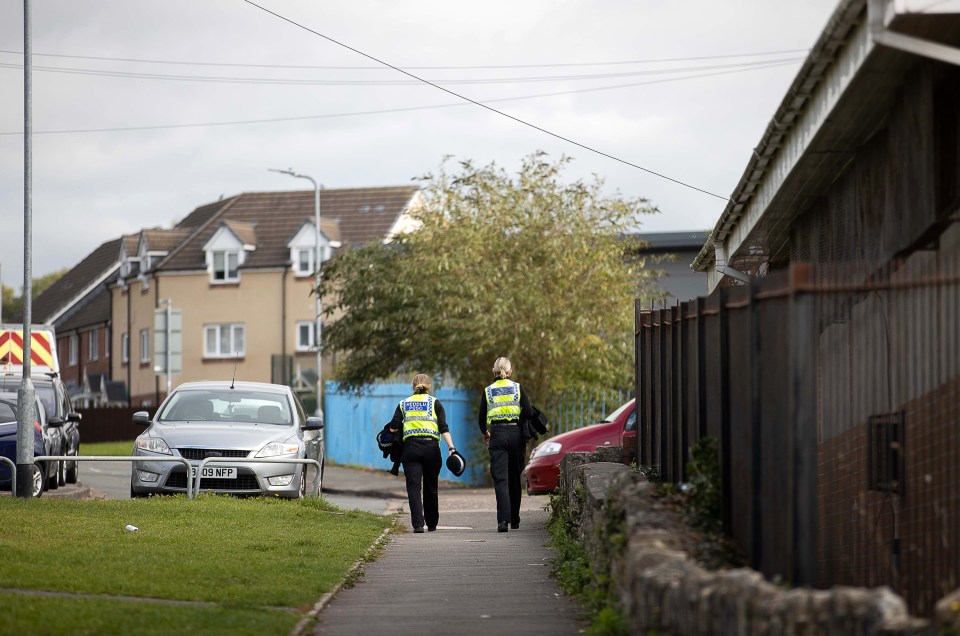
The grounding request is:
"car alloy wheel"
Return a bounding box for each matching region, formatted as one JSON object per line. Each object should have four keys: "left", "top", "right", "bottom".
{"left": 298, "top": 468, "right": 307, "bottom": 499}
{"left": 31, "top": 463, "right": 44, "bottom": 498}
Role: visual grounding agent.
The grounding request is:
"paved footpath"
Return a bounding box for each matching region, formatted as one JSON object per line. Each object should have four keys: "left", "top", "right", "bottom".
{"left": 311, "top": 487, "right": 586, "bottom": 636}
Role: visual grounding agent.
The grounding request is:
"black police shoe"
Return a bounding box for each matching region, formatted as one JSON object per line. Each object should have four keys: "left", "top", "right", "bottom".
{"left": 497, "top": 522, "right": 508, "bottom": 533}
{"left": 511, "top": 521, "right": 519, "bottom": 529}
{"left": 427, "top": 526, "right": 437, "bottom": 532}
{"left": 414, "top": 527, "right": 425, "bottom": 534}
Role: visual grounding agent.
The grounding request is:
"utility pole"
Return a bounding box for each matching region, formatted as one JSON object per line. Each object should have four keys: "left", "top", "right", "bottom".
{"left": 16, "top": 0, "right": 37, "bottom": 498}
{"left": 269, "top": 168, "right": 324, "bottom": 424}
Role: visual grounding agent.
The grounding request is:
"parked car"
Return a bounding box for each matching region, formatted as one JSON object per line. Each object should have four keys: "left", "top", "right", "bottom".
{"left": 523, "top": 398, "right": 636, "bottom": 495}
{"left": 0, "top": 396, "right": 64, "bottom": 497}
{"left": 0, "top": 374, "right": 81, "bottom": 485}
{"left": 130, "top": 380, "right": 325, "bottom": 498}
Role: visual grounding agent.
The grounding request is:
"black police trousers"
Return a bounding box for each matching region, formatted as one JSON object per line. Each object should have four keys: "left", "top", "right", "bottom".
{"left": 401, "top": 436, "right": 442, "bottom": 530}
{"left": 488, "top": 424, "right": 523, "bottom": 525}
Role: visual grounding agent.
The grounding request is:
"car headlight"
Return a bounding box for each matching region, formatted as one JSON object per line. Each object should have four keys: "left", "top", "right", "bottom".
{"left": 531, "top": 441, "right": 562, "bottom": 459}
{"left": 135, "top": 437, "right": 172, "bottom": 455}
{"left": 256, "top": 440, "right": 301, "bottom": 458}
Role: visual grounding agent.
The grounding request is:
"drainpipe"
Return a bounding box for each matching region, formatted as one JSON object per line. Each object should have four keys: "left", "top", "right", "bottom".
{"left": 281, "top": 264, "right": 288, "bottom": 384}
{"left": 126, "top": 281, "right": 131, "bottom": 407}
{"left": 868, "top": 0, "right": 960, "bottom": 67}
{"left": 154, "top": 276, "right": 160, "bottom": 406}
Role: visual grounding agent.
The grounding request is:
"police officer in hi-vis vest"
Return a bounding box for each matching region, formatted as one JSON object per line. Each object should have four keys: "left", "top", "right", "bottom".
{"left": 386, "top": 374, "right": 457, "bottom": 533}
{"left": 479, "top": 357, "right": 534, "bottom": 533}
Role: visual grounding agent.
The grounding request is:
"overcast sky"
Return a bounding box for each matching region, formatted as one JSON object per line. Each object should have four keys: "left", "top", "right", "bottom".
{"left": 1, "top": 0, "right": 839, "bottom": 290}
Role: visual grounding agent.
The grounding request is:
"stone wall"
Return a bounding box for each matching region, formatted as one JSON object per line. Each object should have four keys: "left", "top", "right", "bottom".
{"left": 556, "top": 450, "right": 959, "bottom": 635}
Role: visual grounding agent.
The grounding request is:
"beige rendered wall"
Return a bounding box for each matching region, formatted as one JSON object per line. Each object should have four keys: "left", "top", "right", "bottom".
{"left": 112, "top": 268, "right": 336, "bottom": 406}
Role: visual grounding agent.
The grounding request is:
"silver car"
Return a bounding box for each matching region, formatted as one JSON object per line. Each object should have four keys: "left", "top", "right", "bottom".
{"left": 130, "top": 381, "right": 324, "bottom": 498}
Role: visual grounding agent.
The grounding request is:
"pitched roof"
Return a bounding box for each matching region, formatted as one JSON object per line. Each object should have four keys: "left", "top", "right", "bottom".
{"left": 57, "top": 288, "right": 111, "bottom": 332}
{"left": 141, "top": 228, "right": 192, "bottom": 253}
{"left": 32, "top": 237, "right": 123, "bottom": 324}
{"left": 160, "top": 186, "right": 418, "bottom": 272}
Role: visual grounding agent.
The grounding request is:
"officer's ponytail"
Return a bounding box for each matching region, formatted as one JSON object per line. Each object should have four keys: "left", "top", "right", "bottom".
{"left": 492, "top": 357, "right": 513, "bottom": 379}
{"left": 412, "top": 373, "right": 432, "bottom": 394}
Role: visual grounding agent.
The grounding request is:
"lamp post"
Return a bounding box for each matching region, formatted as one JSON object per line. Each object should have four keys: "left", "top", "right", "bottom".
{"left": 269, "top": 168, "right": 324, "bottom": 423}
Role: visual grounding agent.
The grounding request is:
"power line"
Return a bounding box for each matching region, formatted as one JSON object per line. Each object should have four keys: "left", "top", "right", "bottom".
{"left": 0, "top": 57, "right": 804, "bottom": 87}
{"left": 238, "top": 0, "right": 731, "bottom": 201}
{"left": 0, "top": 47, "right": 810, "bottom": 70}
{"left": 0, "top": 59, "right": 800, "bottom": 136}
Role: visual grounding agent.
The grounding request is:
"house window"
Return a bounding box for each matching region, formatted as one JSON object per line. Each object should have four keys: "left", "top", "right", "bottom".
{"left": 121, "top": 332, "right": 129, "bottom": 364}
{"left": 88, "top": 329, "right": 99, "bottom": 361}
{"left": 295, "top": 248, "right": 315, "bottom": 276}
{"left": 140, "top": 329, "right": 150, "bottom": 364}
{"left": 204, "top": 323, "right": 245, "bottom": 358}
{"left": 211, "top": 250, "right": 239, "bottom": 283}
{"left": 296, "top": 321, "right": 316, "bottom": 351}
{"left": 68, "top": 335, "right": 78, "bottom": 366}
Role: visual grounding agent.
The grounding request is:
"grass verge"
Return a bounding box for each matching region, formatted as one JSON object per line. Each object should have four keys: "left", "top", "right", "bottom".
{"left": 79, "top": 440, "right": 135, "bottom": 456}
{"left": 0, "top": 494, "right": 392, "bottom": 635}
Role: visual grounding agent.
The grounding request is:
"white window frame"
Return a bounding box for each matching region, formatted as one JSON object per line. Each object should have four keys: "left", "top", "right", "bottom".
{"left": 295, "top": 321, "right": 316, "bottom": 352}
{"left": 139, "top": 329, "right": 150, "bottom": 364}
{"left": 211, "top": 249, "right": 240, "bottom": 283}
{"left": 121, "top": 332, "right": 129, "bottom": 364}
{"left": 88, "top": 329, "right": 99, "bottom": 361}
{"left": 68, "top": 334, "right": 78, "bottom": 366}
{"left": 203, "top": 323, "right": 245, "bottom": 358}
{"left": 105, "top": 330, "right": 110, "bottom": 359}
{"left": 295, "top": 247, "right": 315, "bottom": 277}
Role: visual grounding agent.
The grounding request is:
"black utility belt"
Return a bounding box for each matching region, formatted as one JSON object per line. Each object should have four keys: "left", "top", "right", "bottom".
{"left": 489, "top": 420, "right": 519, "bottom": 427}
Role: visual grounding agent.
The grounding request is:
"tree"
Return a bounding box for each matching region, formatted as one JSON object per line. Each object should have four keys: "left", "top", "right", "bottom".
{"left": 1, "top": 268, "right": 68, "bottom": 322}
{"left": 320, "top": 152, "right": 660, "bottom": 399}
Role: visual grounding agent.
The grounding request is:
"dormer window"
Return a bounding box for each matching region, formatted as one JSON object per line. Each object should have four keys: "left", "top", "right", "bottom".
{"left": 287, "top": 221, "right": 339, "bottom": 278}
{"left": 203, "top": 223, "right": 254, "bottom": 284}
{"left": 295, "top": 248, "right": 316, "bottom": 276}
{"left": 212, "top": 250, "right": 240, "bottom": 282}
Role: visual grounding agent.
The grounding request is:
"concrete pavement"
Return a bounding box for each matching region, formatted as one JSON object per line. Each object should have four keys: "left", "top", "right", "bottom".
{"left": 309, "top": 477, "right": 586, "bottom": 636}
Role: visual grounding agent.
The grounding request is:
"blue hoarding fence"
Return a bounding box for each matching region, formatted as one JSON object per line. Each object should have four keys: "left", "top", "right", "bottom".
{"left": 324, "top": 383, "right": 485, "bottom": 485}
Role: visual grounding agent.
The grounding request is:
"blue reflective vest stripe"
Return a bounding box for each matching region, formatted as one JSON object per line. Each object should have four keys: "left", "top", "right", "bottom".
{"left": 485, "top": 379, "right": 521, "bottom": 425}
{"left": 400, "top": 395, "right": 440, "bottom": 440}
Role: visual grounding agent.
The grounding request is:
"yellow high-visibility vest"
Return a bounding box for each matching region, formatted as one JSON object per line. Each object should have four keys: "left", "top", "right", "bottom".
{"left": 485, "top": 379, "right": 521, "bottom": 425}
{"left": 400, "top": 394, "right": 440, "bottom": 440}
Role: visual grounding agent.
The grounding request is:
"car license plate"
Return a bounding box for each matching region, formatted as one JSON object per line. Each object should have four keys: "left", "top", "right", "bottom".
{"left": 192, "top": 466, "right": 237, "bottom": 479}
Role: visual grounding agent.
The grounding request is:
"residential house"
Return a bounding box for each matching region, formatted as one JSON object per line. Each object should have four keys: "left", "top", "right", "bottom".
{"left": 111, "top": 186, "right": 420, "bottom": 408}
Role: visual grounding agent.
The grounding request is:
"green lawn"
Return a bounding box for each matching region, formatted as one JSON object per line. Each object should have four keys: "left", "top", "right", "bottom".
{"left": 0, "top": 495, "right": 393, "bottom": 635}
{"left": 79, "top": 440, "right": 135, "bottom": 456}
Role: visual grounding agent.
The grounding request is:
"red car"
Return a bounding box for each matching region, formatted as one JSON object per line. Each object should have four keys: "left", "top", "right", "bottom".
{"left": 524, "top": 398, "right": 636, "bottom": 495}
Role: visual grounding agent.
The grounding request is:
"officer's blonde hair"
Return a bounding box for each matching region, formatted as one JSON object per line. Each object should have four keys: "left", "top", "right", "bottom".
{"left": 492, "top": 357, "right": 513, "bottom": 379}
{"left": 412, "top": 374, "right": 432, "bottom": 394}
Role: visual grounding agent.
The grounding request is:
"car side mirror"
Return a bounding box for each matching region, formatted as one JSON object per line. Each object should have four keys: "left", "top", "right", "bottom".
{"left": 303, "top": 416, "right": 324, "bottom": 431}
{"left": 133, "top": 411, "right": 152, "bottom": 426}
{"left": 68, "top": 412, "right": 82, "bottom": 423}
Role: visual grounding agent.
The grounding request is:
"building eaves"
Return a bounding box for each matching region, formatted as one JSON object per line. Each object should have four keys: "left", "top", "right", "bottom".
{"left": 31, "top": 237, "right": 123, "bottom": 324}
{"left": 692, "top": 0, "right": 866, "bottom": 276}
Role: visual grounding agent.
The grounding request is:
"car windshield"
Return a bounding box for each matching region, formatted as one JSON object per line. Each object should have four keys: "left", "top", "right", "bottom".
{"left": 0, "top": 400, "right": 16, "bottom": 423}
{"left": 158, "top": 389, "right": 292, "bottom": 426}
{"left": 602, "top": 400, "right": 633, "bottom": 423}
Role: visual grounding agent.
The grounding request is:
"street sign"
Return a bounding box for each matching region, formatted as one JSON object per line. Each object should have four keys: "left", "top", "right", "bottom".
{"left": 154, "top": 308, "right": 182, "bottom": 375}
